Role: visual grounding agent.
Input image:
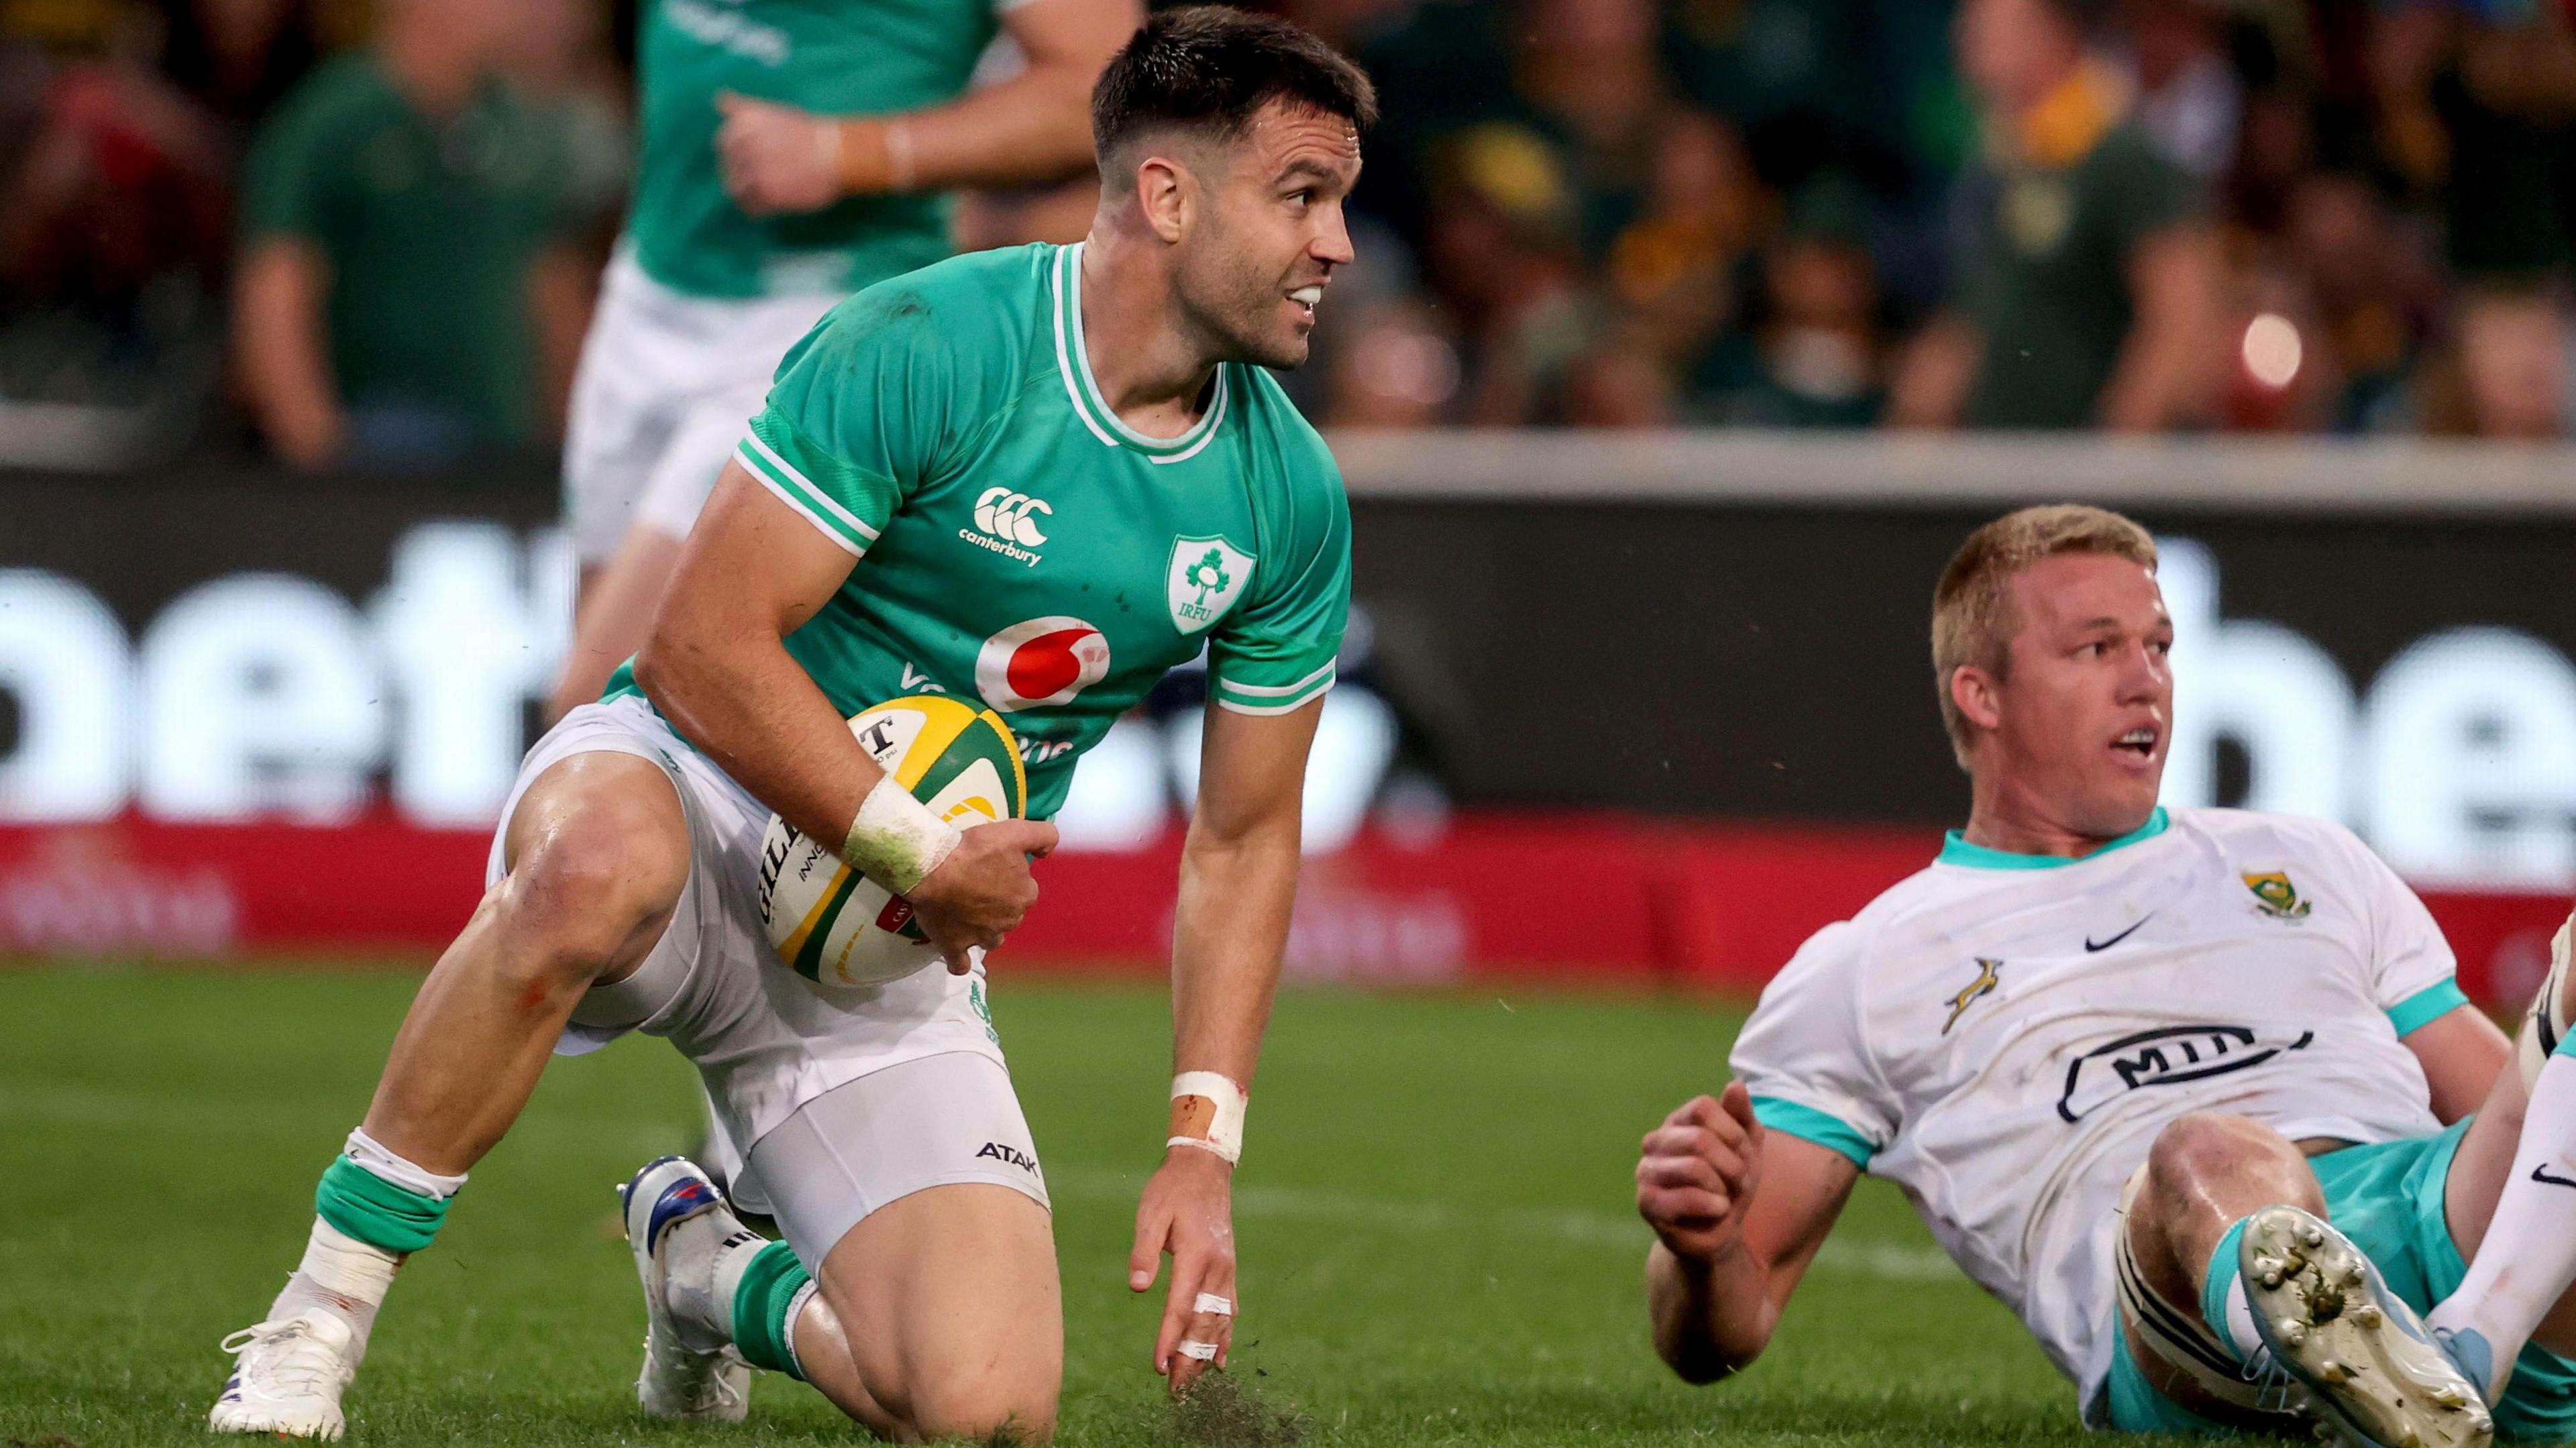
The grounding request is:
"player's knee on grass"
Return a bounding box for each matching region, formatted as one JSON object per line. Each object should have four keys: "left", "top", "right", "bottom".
{"left": 494, "top": 757, "right": 691, "bottom": 991}
{"left": 905, "top": 1370, "right": 1058, "bottom": 1446}
{"left": 813, "top": 1184, "right": 1062, "bottom": 1444}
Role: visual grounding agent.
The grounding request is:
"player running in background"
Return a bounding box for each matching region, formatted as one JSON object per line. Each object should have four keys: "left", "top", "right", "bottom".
{"left": 543, "top": 0, "right": 1140, "bottom": 718}
{"left": 1638, "top": 504, "right": 2576, "bottom": 1447}
{"left": 210, "top": 11, "right": 1371, "bottom": 1439}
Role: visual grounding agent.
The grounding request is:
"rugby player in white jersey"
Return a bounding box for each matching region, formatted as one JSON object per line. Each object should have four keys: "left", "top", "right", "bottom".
{"left": 1638, "top": 504, "right": 2576, "bottom": 1446}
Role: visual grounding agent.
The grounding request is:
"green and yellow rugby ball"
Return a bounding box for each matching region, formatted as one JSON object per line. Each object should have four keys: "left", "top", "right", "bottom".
{"left": 758, "top": 695, "right": 1028, "bottom": 988}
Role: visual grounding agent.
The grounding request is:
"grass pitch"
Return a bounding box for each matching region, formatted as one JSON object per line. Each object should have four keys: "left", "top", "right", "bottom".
{"left": 3, "top": 966, "right": 2118, "bottom": 1446}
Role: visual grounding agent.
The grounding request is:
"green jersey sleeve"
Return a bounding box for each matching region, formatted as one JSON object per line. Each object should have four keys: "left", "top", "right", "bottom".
{"left": 240, "top": 65, "right": 348, "bottom": 243}
{"left": 1205, "top": 421, "right": 1352, "bottom": 716}
{"left": 734, "top": 276, "right": 1008, "bottom": 556}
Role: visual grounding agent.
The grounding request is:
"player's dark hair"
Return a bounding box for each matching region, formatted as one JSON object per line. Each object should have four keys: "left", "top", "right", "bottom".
{"left": 1091, "top": 7, "right": 1377, "bottom": 180}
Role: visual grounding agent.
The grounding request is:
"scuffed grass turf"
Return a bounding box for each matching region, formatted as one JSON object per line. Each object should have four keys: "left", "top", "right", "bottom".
{"left": 1, "top": 966, "right": 2121, "bottom": 1445}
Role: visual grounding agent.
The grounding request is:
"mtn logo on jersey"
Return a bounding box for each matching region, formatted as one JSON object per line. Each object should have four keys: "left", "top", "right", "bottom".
{"left": 961, "top": 488, "right": 1052, "bottom": 567}
{"left": 1167, "top": 536, "right": 1255, "bottom": 634}
{"left": 977, "top": 616, "right": 1110, "bottom": 713}
{"left": 2054, "top": 1023, "right": 2316, "bottom": 1122}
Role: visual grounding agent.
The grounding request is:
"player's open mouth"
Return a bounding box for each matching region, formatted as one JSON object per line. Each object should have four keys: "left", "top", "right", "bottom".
{"left": 2112, "top": 726, "right": 2159, "bottom": 758}
{"left": 1288, "top": 285, "right": 1323, "bottom": 322}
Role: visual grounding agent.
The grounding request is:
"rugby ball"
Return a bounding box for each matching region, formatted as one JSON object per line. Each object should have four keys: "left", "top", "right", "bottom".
{"left": 759, "top": 695, "right": 1028, "bottom": 989}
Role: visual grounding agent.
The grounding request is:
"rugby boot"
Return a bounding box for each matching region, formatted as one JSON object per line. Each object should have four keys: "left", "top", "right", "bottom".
{"left": 621, "top": 1154, "right": 752, "bottom": 1422}
{"left": 209, "top": 1311, "right": 358, "bottom": 1439}
{"left": 2240, "top": 1205, "right": 2493, "bottom": 1448}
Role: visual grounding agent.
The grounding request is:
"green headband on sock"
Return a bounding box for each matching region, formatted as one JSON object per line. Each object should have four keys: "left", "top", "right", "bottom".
{"left": 732, "top": 1240, "right": 813, "bottom": 1381}
{"left": 315, "top": 1154, "right": 452, "bottom": 1256}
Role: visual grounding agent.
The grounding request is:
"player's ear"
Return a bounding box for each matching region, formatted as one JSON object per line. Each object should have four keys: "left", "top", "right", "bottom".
{"left": 1949, "top": 665, "right": 2004, "bottom": 734}
{"left": 1135, "top": 154, "right": 1193, "bottom": 244}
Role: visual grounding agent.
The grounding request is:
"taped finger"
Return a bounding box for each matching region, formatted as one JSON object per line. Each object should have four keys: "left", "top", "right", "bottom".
{"left": 1193, "top": 1292, "right": 1234, "bottom": 1317}
{"left": 1177, "top": 1339, "right": 1221, "bottom": 1361}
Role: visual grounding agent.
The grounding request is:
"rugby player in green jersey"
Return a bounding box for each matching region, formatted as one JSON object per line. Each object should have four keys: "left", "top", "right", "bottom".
{"left": 545, "top": 0, "right": 1140, "bottom": 720}
{"left": 211, "top": 11, "right": 1372, "bottom": 1441}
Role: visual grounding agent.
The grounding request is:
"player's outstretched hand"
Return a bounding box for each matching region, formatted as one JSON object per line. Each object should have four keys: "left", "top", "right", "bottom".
{"left": 1128, "top": 1146, "right": 1236, "bottom": 1398}
{"left": 908, "top": 819, "right": 1057, "bottom": 972}
{"left": 1638, "top": 1080, "right": 1765, "bottom": 1264}
{"left": 714, "top": 92, "right": 842, "bottom": 216}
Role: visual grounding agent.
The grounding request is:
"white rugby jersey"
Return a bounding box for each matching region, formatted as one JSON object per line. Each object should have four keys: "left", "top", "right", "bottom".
{"left": 1729, "top": 807, "right": 2466, "bottom": 1406}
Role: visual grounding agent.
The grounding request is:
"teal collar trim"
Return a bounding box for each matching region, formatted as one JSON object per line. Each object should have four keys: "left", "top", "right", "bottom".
{"left": 1938, "top": 807, "right": 2170, "bottom": 871}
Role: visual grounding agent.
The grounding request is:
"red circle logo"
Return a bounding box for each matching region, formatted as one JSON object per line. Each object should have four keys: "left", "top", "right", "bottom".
{"left": 977, "top": 616, "right": 1110, "bottom": 712}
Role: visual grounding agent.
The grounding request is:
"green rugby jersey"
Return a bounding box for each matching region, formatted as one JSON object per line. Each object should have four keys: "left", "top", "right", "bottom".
{"left": 611, "top": 242, "right": 1352, "bottom": 821}
{"left": 628, "top": 0, "right": 1010, "bottom": 299}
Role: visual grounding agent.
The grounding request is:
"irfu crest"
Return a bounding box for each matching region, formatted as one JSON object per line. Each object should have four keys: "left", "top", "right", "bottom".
{"left": 1165, "top": 535, "right": 1254, "bottom": 634}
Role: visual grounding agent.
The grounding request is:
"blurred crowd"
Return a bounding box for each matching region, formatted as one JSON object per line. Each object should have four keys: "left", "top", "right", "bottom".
{"left": 5, "top": 0, "right": 2576, "bottom": 471}
{"left": 0, "top": 0, "right": 625, "bottom": 469}
{"left": 1301, "top": 0, "right": 2576, "bottom": 435}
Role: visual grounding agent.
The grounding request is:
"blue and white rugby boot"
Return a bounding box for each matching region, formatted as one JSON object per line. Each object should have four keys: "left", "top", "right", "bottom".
{"left": 2239, "top": 1205, "right": 2493, "bottom": 1448}
{"left": 621, "top": 1155, "right": 752, "bottom": 1422}
{"left": 208, "top": 1311, "right": 358, "bottom": 1439}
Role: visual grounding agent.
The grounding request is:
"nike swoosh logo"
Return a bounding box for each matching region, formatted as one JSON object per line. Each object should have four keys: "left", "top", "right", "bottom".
{"left": 2085, "top": 915, "right": 2154, "bottom": 952}
{"left": 2532, "top": 1163, "right": 2576, "bottom": 1190}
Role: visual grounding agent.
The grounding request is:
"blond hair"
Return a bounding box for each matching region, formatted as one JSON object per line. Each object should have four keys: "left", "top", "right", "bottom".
{"left": 1931, "top": 504, "right": 2157, "bottom": 767}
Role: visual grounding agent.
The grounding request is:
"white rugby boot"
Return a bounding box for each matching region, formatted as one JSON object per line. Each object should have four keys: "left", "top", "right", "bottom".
{"left": 621, "top": 1154, "right": 752, "bottom": 1422}
{"left": 208, "top": 1311, "right": 358, "bottom": 1439}
{"left": 2239, "top": 1205, "right": 2493, "bottom": 1448}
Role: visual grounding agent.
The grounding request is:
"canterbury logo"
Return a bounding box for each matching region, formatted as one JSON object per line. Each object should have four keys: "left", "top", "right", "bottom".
{"left": 973, "top": 488, "right": 1052, "bottom": 547}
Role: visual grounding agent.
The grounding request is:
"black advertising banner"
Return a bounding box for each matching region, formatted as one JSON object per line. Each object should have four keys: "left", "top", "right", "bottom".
{"left": 7, "top": 467, "right": 2576, "bottom": 889}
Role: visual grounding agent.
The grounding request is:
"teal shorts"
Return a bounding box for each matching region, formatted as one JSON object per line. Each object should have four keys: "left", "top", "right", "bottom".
{"left": 2106, "top": 1117, "right": 2576, "bottom": 1442}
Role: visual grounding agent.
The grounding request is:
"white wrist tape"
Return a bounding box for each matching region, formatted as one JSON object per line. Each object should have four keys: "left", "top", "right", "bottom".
{"left": 839, "top": 775, "right": 961, "bottom": 895}
{"left": 1167, "top": 1070, "right": 1248, "bottom": 1165}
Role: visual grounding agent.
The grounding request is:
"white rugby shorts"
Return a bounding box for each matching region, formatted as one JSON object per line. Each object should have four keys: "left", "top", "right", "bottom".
{"left": 488, "top": 696, "right": 1016, "bottom": 1185}
{"left": 561, "top": 252, "right": 842, "bottom": 565}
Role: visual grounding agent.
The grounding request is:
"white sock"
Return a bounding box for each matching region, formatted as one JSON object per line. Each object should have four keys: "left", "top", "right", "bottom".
{"left": 674, "top": 1225, "right": 773, "bottom": 1345}
{"left": 2430, "top": 1048, "right": 2576, "bottom": 1397}
{"left": 266, "top": 1219, "right": 400, "bottom": 1363}
{"left": 2219, "top": 1268, "right": 2264, "bottom": 1363}
{"left": 264, "top": 1128, "right": 464, "bottom": 1365}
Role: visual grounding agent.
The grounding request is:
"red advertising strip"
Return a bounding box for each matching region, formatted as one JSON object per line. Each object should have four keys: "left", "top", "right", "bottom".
{"left": 0, "top": 812, "right": 2563, "bottom": 1008}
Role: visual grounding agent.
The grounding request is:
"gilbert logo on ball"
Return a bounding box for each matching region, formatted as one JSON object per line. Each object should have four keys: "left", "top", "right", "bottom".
{"left": 975, "top": 616, "right": 1110, "bottom": 713}
{"left": 757, "top": 695, "right": 1028, "bottom": 989}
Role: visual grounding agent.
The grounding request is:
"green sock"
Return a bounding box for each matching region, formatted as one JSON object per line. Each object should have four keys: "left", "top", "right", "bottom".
{"left": 314, "top": 1155, "right": 451, "bottom": 1255}
{"left": 731, "top": 1240, "right": 814, "bottom": 1381}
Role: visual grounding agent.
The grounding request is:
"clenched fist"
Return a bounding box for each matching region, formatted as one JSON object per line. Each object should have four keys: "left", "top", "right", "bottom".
{"left": 908, "top": 818, "right": 1058, "bottom": 971}
{"left": 1636, "top": 1080, "right": 1766, "bottom": 1263}
{"left": 715, "top": 91, "right": 847, "bottom": 215}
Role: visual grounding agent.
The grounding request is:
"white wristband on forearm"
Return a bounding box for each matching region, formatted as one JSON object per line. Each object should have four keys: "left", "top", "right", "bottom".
{"left": 839, "top": 776, "right": 961, "bottom": 895}
{"left": 1167, "top": 1071, "right": 1248, "bottom": 1165}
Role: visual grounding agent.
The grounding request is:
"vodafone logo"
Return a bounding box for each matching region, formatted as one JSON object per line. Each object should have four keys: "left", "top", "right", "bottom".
{"left": 976, "top": 616, "right": 1110, "bottom": 713}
